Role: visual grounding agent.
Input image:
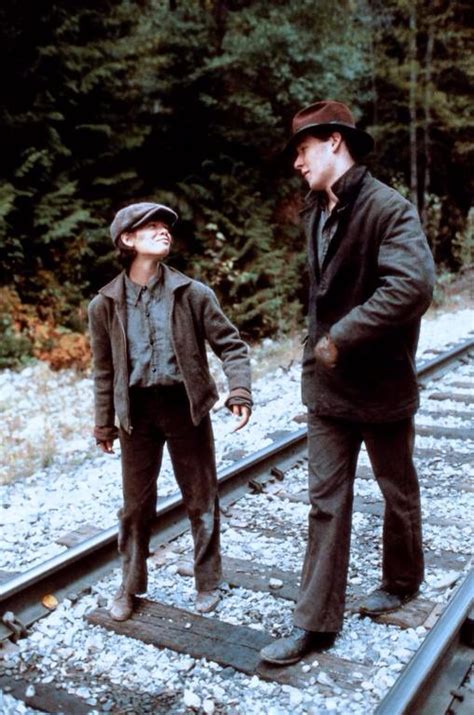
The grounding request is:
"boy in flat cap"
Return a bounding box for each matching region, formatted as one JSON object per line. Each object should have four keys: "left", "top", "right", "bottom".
{"left": 88, "top": 202, "right": 252, "bottom": 620}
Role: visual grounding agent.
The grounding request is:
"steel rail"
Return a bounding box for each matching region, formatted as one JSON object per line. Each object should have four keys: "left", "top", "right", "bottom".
{"left": 416, "top": 336, "right": 474, "bottom": 379}
{"left": 0, "top": 428, "right": 307, "bottom": 603}
{"left": 1, "top": 336, "right": 473, "bottom": 640}
{"left": 0, "top": 429, "right": 307, "bottom": 639}
{"left": 375, "top": 569, "right": 474, "bottom": 715}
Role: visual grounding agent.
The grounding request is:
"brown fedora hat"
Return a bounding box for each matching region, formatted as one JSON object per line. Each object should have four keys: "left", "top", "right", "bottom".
{"left": 286, "top": 99, "right": 374, "bottom": 157}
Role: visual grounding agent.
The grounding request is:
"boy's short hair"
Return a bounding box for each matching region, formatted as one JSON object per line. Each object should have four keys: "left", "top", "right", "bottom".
{"left": 116, "top": 234, "right": 137, "bottom": 269}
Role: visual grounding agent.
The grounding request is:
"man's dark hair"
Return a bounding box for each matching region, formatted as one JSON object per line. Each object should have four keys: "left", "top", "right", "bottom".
{"left": 308, "top": 128, "right": 360, "bottom": 161}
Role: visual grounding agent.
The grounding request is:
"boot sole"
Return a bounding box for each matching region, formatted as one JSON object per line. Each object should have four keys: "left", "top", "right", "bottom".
{"left": 259, "top": 653, "right": 305, "bottom": 666}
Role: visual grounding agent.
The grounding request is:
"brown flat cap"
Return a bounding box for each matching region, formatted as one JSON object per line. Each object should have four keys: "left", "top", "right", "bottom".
{"left": 286, "top": 99, "right": 374, "bottom": 157}
{"left": 110, "top": 202, "right": 178, "bottom": 244}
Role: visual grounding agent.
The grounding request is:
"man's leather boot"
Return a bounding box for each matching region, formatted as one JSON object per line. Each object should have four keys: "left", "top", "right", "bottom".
{"left": 359, "top": 587, "right": 419, "bottom": 616}
{"left": 259, "top": 627, "right": 337, "bottom": 665}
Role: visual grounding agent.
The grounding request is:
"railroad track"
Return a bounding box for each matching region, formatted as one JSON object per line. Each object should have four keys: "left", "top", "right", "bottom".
{"left": 375, "top": 569, "right": 473, "bottom": 715}
{"left": 1, "top": 336, "right": 473, "bottom": 714}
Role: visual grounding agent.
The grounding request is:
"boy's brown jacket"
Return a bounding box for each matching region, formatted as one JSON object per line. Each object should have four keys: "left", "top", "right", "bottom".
{"left": 88, "top": 264, "right": 251, "bottom": 440}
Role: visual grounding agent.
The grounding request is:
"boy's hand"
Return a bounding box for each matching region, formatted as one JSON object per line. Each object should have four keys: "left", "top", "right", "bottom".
{"left": 231, "top": 404, "right": 251, "bottom": 432}
{"left": 97, "top": 439, "right": 115, "bottom": 454}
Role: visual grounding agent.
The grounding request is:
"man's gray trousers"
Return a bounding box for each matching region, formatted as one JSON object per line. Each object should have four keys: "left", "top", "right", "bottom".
{"left": 294, "top": 413, "right": 424, "bottom": 632}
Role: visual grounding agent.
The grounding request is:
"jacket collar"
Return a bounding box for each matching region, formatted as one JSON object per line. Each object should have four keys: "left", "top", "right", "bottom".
{"left": 300, "top": 164, "right": 368, "bottom": 214}
{"left": 99, "top": 263, "right": 192, "bottom": 302}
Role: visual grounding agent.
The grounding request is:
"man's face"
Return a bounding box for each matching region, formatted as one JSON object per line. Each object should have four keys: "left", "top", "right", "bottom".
{"left": 293, "top": 134, "right": 337, "bottom": 192}
{"left": 125, "top": 220, "right": 172, "bottom": 259}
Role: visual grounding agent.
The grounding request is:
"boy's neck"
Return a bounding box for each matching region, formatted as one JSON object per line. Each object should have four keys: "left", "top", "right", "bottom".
{"left": 128, "top": 257, "right": 161, "bottom": 286}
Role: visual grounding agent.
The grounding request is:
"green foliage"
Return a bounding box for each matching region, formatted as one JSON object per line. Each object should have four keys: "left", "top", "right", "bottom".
{"left": 363, "top": 0, "right": 472, "bottom": 257}
{"left": 174, "top": 160, "right": 306, "bottom": 335}
{"left": 452, "top": 208, "right": 474, "bottom": 268}
{"left": 0, "top": 314, "right": 34, "bottom": 369}
{"left": 0, "top": 0, "right": 471, "bottom": 364}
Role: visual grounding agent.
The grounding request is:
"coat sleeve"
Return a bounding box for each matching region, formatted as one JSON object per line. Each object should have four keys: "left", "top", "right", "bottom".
{"left": 329, "top": 195, "right": 435, "bottom": 352}
{"left": 200, "top": 287, "right": 252, "bottom": 394}
{"left": 88, "top": 295, "right": 118, "bottom": 435}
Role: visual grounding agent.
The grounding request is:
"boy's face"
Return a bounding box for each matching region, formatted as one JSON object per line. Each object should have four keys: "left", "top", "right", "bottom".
{"left": 123, "top": 220, "right": 172, "bottom": 260}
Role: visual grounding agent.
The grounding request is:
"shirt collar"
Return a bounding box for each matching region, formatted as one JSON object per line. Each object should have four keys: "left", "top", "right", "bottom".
{"left": 301, "top": 164, "right": 368, "bottom": 214}
{"left": 125, "top": 265, "right": 163, "bottom": 306}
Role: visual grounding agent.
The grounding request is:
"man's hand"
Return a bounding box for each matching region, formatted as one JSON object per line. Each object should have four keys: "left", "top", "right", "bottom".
{"left": 231, "top": 404, "right": 251, "bottom": 432}
{"left": 97, "top": 440, "right": 115, "bottom": 454}
{"left": 314, "top": 335, "right": 338, "bottom": 368}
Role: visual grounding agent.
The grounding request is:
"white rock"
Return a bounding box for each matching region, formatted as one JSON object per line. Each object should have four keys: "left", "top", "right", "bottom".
{"left": 177, "top": 658, "right": 194, "bottom": 672}
{"left": 212, "top": 685, "right": 225, "bottom": 699}
{"left": 316, "top": 671, "right": 333, "bottom": 686}
{"left": 288, "top": 688, "right": 303, "bottom": 706}
{"left": 203, "top": 699, "right": 215, "bottom": 715}
{"left": 268, "top": 578, "right": 283, "bottom": 590}
{"left": 183, "top": 690, "right": 201, "bottom": 709}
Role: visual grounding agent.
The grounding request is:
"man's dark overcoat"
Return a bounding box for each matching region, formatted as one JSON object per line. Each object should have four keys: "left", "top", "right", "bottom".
{"left": 302, "top": 164, "right": 435, "bottom": 422}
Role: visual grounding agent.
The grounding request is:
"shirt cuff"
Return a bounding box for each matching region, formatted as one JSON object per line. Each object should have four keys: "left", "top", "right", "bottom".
{"left": 93, "top": 425, "right": 119, "bottom": 442}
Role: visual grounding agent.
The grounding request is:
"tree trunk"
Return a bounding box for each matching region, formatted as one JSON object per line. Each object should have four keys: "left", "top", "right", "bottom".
{"left": 421, "top": 20, "right": 434, "bottom": 225}
{"left": 408, "top": 3, "right": 418, "bottom": 208}
{"left": 369, "top": 8, "right": 379, "bottom": 129}
{"left": 213, "top": 0, "right": 228, "bottom": 46}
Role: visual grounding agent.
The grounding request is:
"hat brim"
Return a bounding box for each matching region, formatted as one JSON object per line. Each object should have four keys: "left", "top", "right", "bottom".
{"left": 284, "top": 121, "right": 374, "bottom": 158}
{"left": 131, "top": 206, "right": 178, "bottom": 231}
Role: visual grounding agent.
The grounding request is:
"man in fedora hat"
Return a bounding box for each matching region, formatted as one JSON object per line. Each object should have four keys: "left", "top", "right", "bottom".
{"left": 260, "top": 100, "right": 435, "bottom": 664}
{"left": 88, "top": 201, "right": 252, "bottom": 620}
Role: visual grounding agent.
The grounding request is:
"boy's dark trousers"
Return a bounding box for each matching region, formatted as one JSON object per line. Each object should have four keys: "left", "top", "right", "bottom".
{"left": 118, "top": 384, "right": 222, "bottom": 594}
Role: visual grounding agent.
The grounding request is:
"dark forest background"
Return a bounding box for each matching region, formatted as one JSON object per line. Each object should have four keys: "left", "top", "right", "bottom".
{"left": 0, "top": 0, "right": 472, "bottom": 368}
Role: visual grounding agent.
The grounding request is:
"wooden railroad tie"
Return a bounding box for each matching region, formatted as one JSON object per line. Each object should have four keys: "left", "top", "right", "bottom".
{"left": 86, "top": 598, "right": 373, "bottom": 691}
{"left": 86, "top": 556, "right": 447, "bottom": 689}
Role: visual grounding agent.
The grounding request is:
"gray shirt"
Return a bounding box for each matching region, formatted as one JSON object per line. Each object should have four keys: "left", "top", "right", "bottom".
{"left": 316, "top": 205, "right": 339, "bottom": 270}
{"left": 124, "top": 266, "right": 182, "bottom": 387}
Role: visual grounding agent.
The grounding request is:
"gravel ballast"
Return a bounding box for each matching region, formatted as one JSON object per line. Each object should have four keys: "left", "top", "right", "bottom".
{"left": 1, "top": 305, "right": 473, "bottom": 714}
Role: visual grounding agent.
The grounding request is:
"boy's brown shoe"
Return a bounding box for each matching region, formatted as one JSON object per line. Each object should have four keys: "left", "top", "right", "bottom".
{"left": 195, "top": 589, "right": 221, "bottom": 614}
{"left": 110, "top": 586, "right": 134, "bottom": 621}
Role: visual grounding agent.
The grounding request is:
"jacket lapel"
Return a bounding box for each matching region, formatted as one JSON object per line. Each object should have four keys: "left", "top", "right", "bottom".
{"left": 319, "top": 165, "right": 369, "bottom": 272}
